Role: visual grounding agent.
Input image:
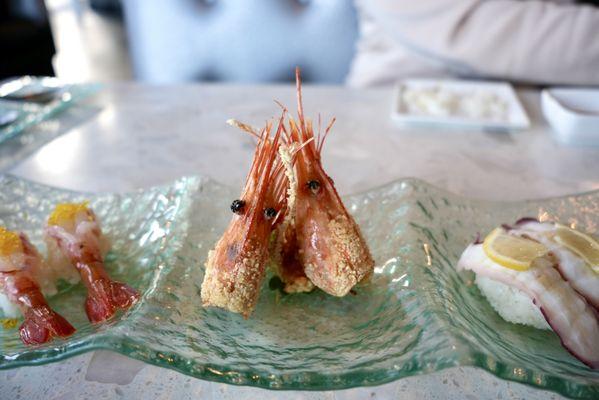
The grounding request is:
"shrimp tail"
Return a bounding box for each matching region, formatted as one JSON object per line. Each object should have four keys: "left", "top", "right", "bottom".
{"left": 76, "top": 261, "right": 139, "bottom": 323}
{"left": 11, "top": 274, "right": 75, "bottom": 344}
{"left": 84, "top": 278, "right": 139, "bottom": 323}
{"left": 20, "top": 305, "right": 76, "bottom": 345}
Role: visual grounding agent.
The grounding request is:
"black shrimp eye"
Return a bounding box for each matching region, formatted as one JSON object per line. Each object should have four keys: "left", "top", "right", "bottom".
{"left": 306, "top": 180, "right": 321, "bottom": 194}
{"left": 263, "top": 207, "right": 277, "bottom": 220}
{"left": 230, "top": 199, "right": 245, "bottom": 214}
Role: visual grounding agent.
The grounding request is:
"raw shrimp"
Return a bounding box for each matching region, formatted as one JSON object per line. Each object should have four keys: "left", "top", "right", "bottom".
{"left": 201, "top": 115, "right": 288, "bottom": 317}
{"left": 0, "top": 228, "right": 75, "bottom": 344}
{"left": 44, "top": 202, "right": 139, "bottom": 323}
{"left": 283, "top": 67, "right": 374, "bottom": 296}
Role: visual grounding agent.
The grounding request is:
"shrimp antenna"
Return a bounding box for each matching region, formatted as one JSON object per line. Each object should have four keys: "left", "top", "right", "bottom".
{"left": 295, "top": 67, "right": 306, "bottom": 135}
{"left": 295, "top": 137, "right": 314, "bottom": 156}
{"left": 227, "top": 119, "right": 261, "bottom": 140}
{"left": 242, "top": 125, "right": 267, "bottom": 191}
{"left": 273, "top": 100, "right": 294, "bottom": 144}
{"left": 318, "top": 117, "right": 336, "bottom": 154}
{"left": 280, "top": 122, "right": 292, "bottom": 143}
{"left": 316, "top": 113, "right": 322, "bottom": 152}
{"left": 271, "top": 135, "right": 314, "bottom": 179}
{"left": 274, "top": 100, "right": 288, "bottom": 112}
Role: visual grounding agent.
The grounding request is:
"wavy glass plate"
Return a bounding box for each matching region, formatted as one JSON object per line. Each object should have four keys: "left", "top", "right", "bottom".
{"left": 0, "top": 175, "right": 597, "bottom": 399}
{"left": 0, "top": 78, "right": 99, "bottom": 145}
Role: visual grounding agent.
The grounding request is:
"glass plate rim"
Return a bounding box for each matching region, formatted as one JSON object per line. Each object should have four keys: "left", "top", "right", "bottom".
{"left": 2, "top": 332, "right": 598, "bottom": 397}
{"left": 0, "top": 174, "right": 598, "bottom": 398}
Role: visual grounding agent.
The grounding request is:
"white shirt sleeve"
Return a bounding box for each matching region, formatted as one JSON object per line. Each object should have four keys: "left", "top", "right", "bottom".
{"left": 359, "top": 0, "right": 599, "bottom": 85}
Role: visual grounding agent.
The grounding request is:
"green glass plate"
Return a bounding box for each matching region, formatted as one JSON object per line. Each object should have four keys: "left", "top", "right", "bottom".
{"left": 0, "top": 78, "right": 99, "bottom": 145}
{"left": 0, "top": 174, "right": 597, "bottom": 399}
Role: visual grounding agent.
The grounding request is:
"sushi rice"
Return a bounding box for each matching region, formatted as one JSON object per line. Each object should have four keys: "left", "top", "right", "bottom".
{"left": 475, "top": 275, "right": 549, "bottom": 330}
{"left": 0, "top": 292, "right": 20, "bottom": 318}
{"left": 1, "top": 240, "right": 81, "bottom": 318}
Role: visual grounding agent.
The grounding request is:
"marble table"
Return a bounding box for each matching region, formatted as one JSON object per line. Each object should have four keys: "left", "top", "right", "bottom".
{"left": 2, "top": 83, "right": 599, "bottom": 400}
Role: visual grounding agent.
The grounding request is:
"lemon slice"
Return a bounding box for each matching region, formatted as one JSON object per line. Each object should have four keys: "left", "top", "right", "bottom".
{"left": 483, "top": 227, "right": 548, "bottom": 271}
{"left": 554, "top": 225, "right": 599, "bottom": 273}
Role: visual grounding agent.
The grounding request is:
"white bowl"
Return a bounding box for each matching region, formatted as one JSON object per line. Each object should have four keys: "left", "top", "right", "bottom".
{"left": 541, "top": 88, "right": 599, "bottom": 146}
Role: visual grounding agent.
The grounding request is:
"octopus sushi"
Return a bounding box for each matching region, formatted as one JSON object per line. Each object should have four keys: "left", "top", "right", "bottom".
{"left": 458, "top": 218, "right": 599, "bottom": 368}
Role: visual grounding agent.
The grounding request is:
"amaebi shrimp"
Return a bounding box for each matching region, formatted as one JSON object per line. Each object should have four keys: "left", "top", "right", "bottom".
{"left": 277, "top": 68, "right": 374, "bottom": 296}
{"left": 44, "top": 202, "right": 139, "bottom": 323}
{"left": 0, "top": 227, "right": 75, "bottom": 344}
{"left": 201, "top": 115, "right": 288, "bottom": 317}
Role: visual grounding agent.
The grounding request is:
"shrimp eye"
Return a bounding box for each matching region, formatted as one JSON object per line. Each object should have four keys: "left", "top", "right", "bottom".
{"left": 306, "top": 180, "right": 320, "bottom": 194}
{"left": 230, "top": 199, "right": 246, "bottom": 214}
{"left": 263, "top": 207, "right": 277, "bottom": 220}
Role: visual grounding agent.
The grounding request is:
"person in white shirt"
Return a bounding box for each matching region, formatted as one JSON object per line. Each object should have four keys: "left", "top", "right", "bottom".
{"left": 347, "top": 0, "right": 599, "bottom": 87}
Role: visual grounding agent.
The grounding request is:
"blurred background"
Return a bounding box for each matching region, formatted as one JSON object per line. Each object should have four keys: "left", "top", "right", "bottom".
{"left": 2, "top": 0, "right": 599, "bottom": 86}
{"left": 2, "top": 0, "right": 357, "bottom": 84}
{"left": 2, "top": 0, "right": 131, "bottom": 82}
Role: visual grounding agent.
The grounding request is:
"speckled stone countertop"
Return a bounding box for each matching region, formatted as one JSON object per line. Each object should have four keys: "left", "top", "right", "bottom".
{"left": 3, "top": 83, "right": 599, "bottom": 399}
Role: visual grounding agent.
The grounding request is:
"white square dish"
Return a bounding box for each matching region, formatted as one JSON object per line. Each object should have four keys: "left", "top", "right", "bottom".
{"left": 391, "top": 79, "right": 530, "bottom": 132}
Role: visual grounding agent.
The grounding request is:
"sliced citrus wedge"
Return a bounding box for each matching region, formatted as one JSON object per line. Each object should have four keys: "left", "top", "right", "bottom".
{"left": 554, "top": 225, "right": 599, "bottom": 273}
{"left": 483, "top": 227, "right": 548, "bottom": 271}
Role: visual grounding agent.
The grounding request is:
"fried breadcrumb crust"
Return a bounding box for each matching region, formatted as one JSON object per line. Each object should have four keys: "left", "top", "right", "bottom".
{"left": 201, "top": 242, "right": 267, "bottom": 318}
{"left": 303, "top": 214, "right": 374, "bottom": 297}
